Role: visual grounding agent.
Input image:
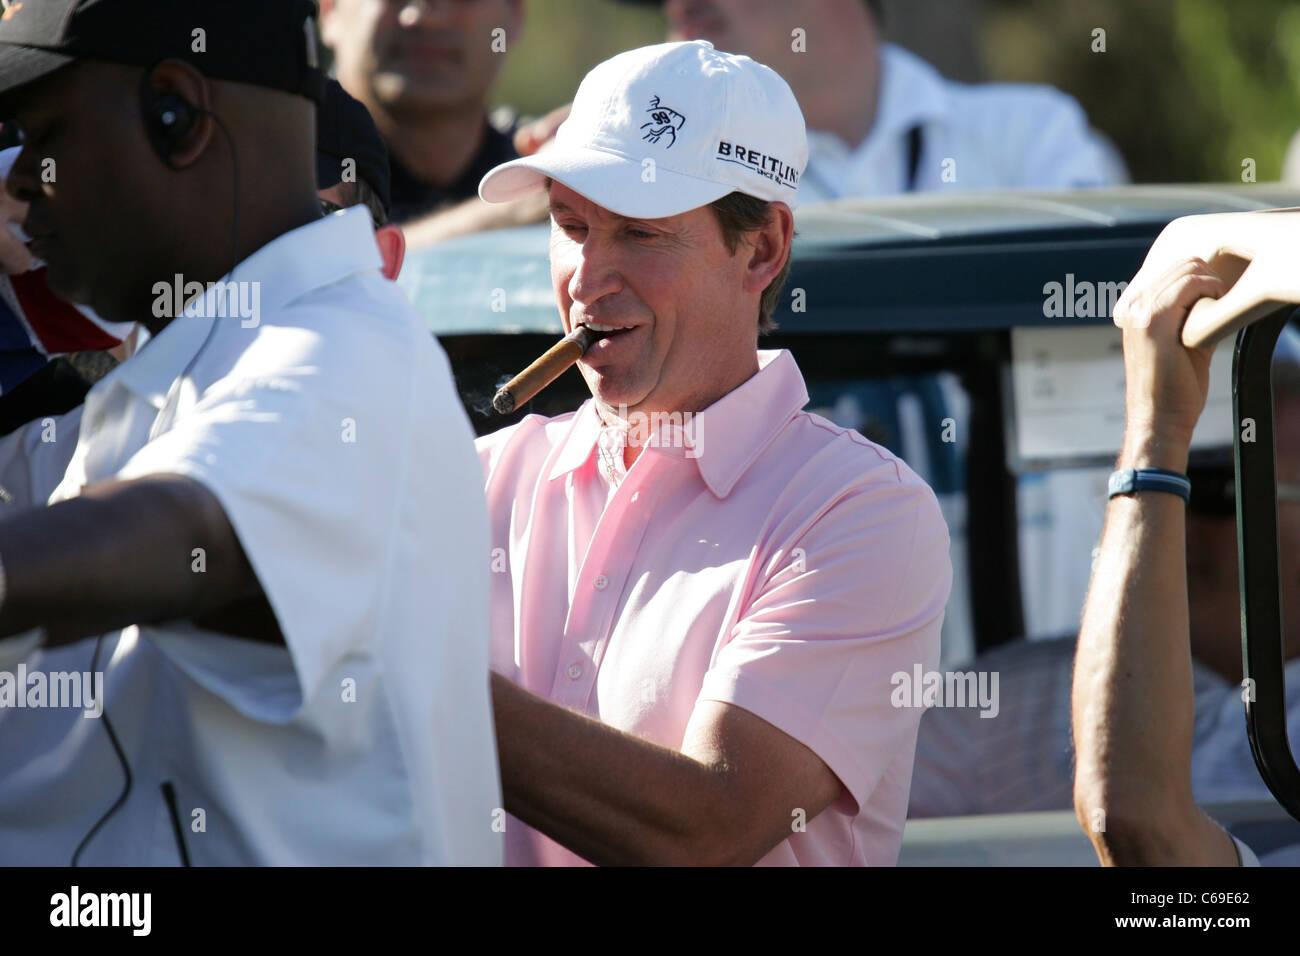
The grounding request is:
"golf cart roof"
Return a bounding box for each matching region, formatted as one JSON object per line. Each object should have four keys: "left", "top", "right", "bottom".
{"left": 398, "top": 183, "right": 1300, "bottom": 337}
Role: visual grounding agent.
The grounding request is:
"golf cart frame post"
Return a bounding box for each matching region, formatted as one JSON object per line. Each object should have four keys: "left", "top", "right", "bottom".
{"left": 1235, "top": 306, "right": 1300, "bottom": 823}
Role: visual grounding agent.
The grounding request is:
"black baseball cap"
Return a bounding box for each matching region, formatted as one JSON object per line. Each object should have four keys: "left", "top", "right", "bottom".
{"left": 0, "top": 0, "right": 324, "bottom": 109}
{"left": 316, "top": 78, "right": 391, "bottom": 217}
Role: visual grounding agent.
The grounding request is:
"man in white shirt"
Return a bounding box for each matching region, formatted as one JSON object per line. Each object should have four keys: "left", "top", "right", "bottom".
{"left": 0, "top": 0, "right": 499, "bottom": 865}
{"left": 605, "top": 0, "right": 1125, "bottom": 197}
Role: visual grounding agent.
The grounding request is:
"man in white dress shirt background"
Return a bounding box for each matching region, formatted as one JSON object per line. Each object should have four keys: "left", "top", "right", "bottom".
{"left": 636, "top": 0, "right": 1123, "bottom": 196}
{"left": 0, "top": 0, "right": 500, "bottom": 865}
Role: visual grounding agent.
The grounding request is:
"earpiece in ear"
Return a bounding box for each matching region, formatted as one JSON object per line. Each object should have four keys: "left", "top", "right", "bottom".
{"left": 139, "top": 70, "right": 197, "bottom": 164}
{"left": 156, "top": 96, "right": 195, "bottom": 138}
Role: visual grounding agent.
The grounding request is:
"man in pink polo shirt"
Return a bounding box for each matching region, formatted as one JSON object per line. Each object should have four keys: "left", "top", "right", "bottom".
{"left": 475, "top": 40, "right": 951, "bottom": 866}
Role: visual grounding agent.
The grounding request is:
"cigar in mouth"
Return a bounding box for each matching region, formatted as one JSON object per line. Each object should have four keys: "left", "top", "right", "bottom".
{"left": 492, "top": 325, "right": 603, "bottom": 415}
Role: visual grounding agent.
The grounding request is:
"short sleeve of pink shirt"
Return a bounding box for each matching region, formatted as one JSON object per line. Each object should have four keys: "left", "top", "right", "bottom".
{"left": 478, "top": 350, "right": 951, "bottom": 866}
{"left": 695, "top": 438, "right": 951, "bottom": 861}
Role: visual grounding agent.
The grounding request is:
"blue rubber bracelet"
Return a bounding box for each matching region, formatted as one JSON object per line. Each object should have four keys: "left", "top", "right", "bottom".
{"left": 1107, "top": 467, "right": 1191, "bottom": 503}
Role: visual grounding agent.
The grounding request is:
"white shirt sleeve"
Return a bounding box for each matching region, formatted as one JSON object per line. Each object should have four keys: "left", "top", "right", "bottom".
{"left": 0, "top": 410, "right": 84, "bottom": 671}
{"left": 1016, "top": 88, "right": 1127, "bottom": 187}
{"left": 1233, "top": 834, "right": 1261, "bottom": 866}
{"left": 0, "top": 405, "right": 83, "bottom": 509}
{"left": 112, "top": 325, "right": 412, "bottom": 722}
{"left": 945, "top": 84, "right": 1127, "bottom": 189}
{"left": 0, "top": 407, "right": 82, "bottom": 670}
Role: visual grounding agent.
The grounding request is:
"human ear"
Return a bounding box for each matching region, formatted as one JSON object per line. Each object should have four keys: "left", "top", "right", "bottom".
{"left": 742, "top": 201, "right": 794, "bottom": 295}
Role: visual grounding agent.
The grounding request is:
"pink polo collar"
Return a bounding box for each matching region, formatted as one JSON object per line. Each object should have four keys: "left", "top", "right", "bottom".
{"left": 546, "top": 349, "right": 810, "bottom": 498}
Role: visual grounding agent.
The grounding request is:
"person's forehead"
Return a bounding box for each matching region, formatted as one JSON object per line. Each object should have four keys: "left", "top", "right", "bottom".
{"left": 546, "top": 180, "right": 702, "bottom": 226}
{"left": 2, "top": 60, "right": 120, "bottom": 121}
{"left": 0, "top": 66, "right": 73, "bottom": 120}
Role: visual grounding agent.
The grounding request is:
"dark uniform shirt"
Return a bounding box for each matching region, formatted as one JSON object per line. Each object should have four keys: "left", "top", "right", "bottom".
{"left": 387, "top": 114, "right": 519, "bottom": 224}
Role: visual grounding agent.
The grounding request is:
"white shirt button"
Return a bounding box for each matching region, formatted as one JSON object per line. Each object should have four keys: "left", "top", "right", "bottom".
{"left": 593, "top": 574, "right": 608, "bottom": 590}
{"left": 567, "top": 663, "right": 583, "bottom": 680}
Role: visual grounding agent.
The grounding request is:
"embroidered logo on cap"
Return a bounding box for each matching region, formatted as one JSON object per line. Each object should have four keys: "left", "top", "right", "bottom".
{"left": 715, "top": 140, "right": 800, "bottom": 190}
{"left": 640, "top": 95, "right": 685, "bottom": 149}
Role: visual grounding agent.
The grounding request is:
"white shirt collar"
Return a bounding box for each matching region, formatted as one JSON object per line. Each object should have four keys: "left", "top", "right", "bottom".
{"left": 106, "top": 207, "right": 381, "bottom": 409}
{"left": 873, "top": 44, "right": 950, "bottom": 139}
{"left": 805, "top": 43, "right": 949, "bottom": 159}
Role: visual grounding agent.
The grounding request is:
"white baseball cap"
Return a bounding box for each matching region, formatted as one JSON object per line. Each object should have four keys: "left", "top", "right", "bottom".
{"left": 479, "top": 40, "right": 808, "bottom": 219}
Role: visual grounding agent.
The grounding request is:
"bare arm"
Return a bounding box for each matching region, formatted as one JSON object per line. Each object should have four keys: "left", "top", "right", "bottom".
{"left": 400, "top": 105, "right": 570, "bottom": 249}
{"left": 401, "top": 192, "right": 549, "bottom": 249}
{"left": 1073, "top": 443, "right": 1237, "bottom": 864}
{"left": 491, "top": 672, "right": 841, "bottom": 866}
{"left": 1072, "top": 258, "right": 1238, "bottom": 865}
{"left": 0, "top": 474, "right": 275, "bottom": 647}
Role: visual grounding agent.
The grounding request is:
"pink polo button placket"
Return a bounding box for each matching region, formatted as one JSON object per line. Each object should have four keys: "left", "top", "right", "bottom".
{"left": 550, "top": 455, "right": 667, "bottom": 710}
